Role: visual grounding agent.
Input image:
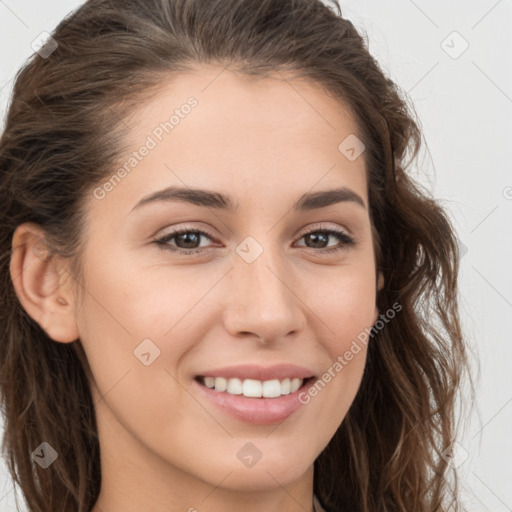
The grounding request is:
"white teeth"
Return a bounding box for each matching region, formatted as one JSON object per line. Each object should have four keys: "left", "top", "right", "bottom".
{"left": 290, "top": 377, "right": 302, "bottom": 393}
{"left": 243, "top": 379, "right": 262, "bottom": 397}
{"left": 262, "top": 379, "right": 281, "bottom": 398}
{"left": 215, "top": 377, "right": 227, "bottom": 391}
{"left": 226, "top": 378, "right": 243, "bottom": 395}
{"left": 204, "top": 377, "right": 215, "bottom": 389}
{"left": 281, "top": 377, "right": 291, "bottom": 394}
{"left": 201, "top": 376, "right": 306, "bottom": 398}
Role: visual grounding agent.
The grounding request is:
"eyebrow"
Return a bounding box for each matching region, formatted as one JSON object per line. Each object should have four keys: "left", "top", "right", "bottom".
{"left": 131, "top": 185, "right": 366, "bottom": 213}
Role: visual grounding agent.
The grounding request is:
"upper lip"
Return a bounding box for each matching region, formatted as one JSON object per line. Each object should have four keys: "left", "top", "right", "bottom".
{"left": 197, "top": 364, "right": 316, "bottom": 381}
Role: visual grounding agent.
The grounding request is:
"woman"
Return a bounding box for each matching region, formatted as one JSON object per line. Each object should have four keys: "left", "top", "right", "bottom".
{"left": 0, "top": 0, "right": 474, "bottom": 511}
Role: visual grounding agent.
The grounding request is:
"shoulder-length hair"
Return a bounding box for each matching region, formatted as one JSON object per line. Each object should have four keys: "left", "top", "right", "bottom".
{"left": 0, "top": 1, "right": 474, "bottom": 511}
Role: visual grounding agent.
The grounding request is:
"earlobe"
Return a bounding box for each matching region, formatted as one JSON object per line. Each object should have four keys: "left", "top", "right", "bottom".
{"left": 9, "top": 222, "right": 80, "bottom": 343}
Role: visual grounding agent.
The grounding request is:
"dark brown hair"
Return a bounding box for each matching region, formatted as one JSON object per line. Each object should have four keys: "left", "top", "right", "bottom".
{"left": 0, "top": 0, "right": 475, "bottom": 511}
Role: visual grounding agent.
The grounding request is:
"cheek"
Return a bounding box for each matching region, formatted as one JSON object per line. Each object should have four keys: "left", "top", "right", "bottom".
{"left": 299, "top": 263, "right": 375, "bottom": 429}
{"left": 74, "top": 250, "right": 183, "bottom": 401}
{"left": 312, "top": 263, "right": 377, "bottom": 352}
{"left": 75, "top": 248, "right": 225, "bottom": 421}
{"left": 75, "top": 262, "right": 193, "bottom": 441}
{"left": 78, "top": 245, "right": 190, "bottom": 341}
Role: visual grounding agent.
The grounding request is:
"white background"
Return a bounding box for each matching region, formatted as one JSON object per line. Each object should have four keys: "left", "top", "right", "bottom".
{"left": 1, "top": 0, "right": 511, "bottom": 510}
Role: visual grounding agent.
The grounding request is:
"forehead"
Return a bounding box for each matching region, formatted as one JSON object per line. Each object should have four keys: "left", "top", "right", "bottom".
{"left": 88, "top": 65, "right": 368, "bottom": 220}
{"left": 129, "top": 65, "right": 362, "bottom": 142}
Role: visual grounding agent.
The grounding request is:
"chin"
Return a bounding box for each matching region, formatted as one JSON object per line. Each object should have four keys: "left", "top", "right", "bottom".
{"left": 213, "top": 465, "right": 308, "bottom": 492}
{"left": 196, "top": 452, "right": 312, "bottom": 491}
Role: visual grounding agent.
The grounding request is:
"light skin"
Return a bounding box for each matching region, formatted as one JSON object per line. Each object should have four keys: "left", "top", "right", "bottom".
{"left": 10, "top": 65, "right": 383, "bottom": 512}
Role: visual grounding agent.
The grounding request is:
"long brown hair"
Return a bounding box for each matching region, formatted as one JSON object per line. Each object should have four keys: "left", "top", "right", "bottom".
{"left": 0, "top": 0, "right": 475, "bottom": 511}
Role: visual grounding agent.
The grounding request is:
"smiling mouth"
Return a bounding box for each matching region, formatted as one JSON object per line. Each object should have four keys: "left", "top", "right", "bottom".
{"left": 194, "top": 375, "right": 315, "bottom": 399}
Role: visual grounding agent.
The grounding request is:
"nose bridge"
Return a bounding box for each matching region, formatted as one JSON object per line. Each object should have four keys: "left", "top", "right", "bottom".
{"left": 223, "top": 233, "right": 304, "bottom": 341}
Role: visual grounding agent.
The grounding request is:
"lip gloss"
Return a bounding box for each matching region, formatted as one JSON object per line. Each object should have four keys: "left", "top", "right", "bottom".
{"left": 193, "top": 377, "right": 315, "bottom": 425}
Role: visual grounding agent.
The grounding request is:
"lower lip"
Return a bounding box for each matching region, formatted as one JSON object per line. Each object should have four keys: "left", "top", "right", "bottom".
{"left": 193, "top": 377, "right": 316, "bottom": 425}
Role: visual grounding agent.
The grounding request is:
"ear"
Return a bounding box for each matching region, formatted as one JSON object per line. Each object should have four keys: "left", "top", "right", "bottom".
{"left": 9, "top": 222, "right": 80, "bottom": 343}
{"left": 377, "top": 271, "right": 384, "bottom": 292}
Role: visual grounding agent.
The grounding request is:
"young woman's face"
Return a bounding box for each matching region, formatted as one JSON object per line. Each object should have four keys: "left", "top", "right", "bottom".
{"left": 74, "top": 66, "right": 380, "bottom": 503}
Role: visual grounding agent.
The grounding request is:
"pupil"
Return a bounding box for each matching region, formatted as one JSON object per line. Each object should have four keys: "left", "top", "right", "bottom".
{"left": 178, "top": 233, "right": 199, "bottom": 248}
{"left": 174, "top": 232, "right": 329, "bottom": 250}
{"left": 307, "top": 233, "right": 327, "bottom": 248}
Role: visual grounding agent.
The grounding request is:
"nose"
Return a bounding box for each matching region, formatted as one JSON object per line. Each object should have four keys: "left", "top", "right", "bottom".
{"left": 222, "top": 239, "right": 306, "bottom": 345}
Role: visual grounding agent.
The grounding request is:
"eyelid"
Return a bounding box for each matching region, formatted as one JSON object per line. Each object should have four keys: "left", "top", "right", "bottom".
{"left": 155, "top": 223, "right": 347, "bottom": 241}
{"left": 300, "top": 222, "right": 351, "bottom": 237}
{"left": 153, "top": 222, "right": 357, "bottom": 254}
{"left": 153, "top": 225, "right": 218, "bottom": 248}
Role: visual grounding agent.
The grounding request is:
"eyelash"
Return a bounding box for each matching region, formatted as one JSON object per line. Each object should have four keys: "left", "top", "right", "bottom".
{"left": 153, "top": 225, "right": 356, "bottom": 256}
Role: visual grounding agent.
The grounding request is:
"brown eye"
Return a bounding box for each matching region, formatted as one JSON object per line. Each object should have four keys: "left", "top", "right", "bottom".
{"left": 153, "top": 226, "right": 356, "bottom": 256}
{"left": 297, "top": 228, "right": 355, "bottom": 253}
{"left": 154, "top": 228, "right": 215, "bottom": 255}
